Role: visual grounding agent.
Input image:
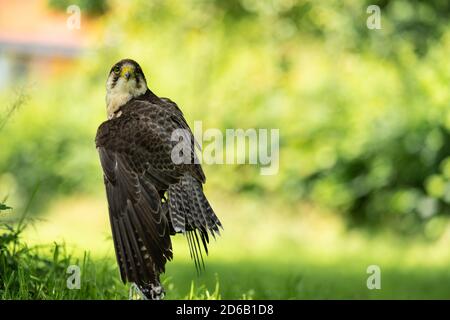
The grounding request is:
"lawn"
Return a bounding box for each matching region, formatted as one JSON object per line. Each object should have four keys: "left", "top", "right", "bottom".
{"left": 2, "top": 193, "right": 450, "bottom": 300}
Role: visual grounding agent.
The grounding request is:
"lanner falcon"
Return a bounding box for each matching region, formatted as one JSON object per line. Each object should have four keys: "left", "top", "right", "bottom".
{"left": 95, "top": 59, "right": 222, "bottom": 299}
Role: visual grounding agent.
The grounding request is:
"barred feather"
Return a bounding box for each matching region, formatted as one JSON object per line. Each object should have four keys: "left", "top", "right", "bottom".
{"left": 168, "top": 174, "right": 222, "bottom": 272}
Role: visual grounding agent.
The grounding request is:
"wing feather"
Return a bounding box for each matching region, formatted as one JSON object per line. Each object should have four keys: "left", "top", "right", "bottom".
{"left": 98, "top": 147, "right": 172, "bottom": 285}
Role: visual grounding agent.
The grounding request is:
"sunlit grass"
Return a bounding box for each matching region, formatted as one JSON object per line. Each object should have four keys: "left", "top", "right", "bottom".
{"left": 2, "top": 192, "right": 447, "bottom": 299}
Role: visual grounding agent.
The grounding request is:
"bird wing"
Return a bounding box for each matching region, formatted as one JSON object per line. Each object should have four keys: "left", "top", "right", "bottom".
{"left": 96, "top": 98, "right": 217, "bottom": 280}
{"left": 95, "top": 101, "right": 186, "bottom": 285}
{"left": 97, "top": 147, "right": 173, "bottom": 285}
{"left": 150, "top": 98, "right": 222, "bottom": 270}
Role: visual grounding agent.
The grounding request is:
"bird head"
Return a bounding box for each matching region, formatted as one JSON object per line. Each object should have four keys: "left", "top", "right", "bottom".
{"left": 106, "top": 59, "right": 148, "bottom": 118}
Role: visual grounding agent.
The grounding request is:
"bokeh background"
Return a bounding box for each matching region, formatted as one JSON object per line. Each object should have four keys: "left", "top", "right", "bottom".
{"left": 1, "top": 0, "right": 450, "bottom": 299}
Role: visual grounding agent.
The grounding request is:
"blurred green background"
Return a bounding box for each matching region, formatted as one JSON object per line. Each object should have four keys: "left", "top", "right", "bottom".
{"left": 1, "top": 0, "right": 450, "bottom": 299}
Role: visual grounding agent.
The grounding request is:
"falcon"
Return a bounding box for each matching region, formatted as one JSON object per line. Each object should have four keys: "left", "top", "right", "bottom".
{"left": 95, "top": 59, "right": 222, "bottom": 299}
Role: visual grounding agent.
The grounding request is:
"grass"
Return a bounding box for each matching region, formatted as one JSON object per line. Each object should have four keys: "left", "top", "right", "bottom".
{"left": 3, "top": 237, "right": 450, "bottom": 300}
{"left": 2, "top": 194, "right": 450, "bottom": 299}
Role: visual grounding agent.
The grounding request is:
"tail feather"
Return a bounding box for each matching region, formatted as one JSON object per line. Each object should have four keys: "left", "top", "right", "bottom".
{"left": 168, "top": 174, "right": 222, "bottom": 271}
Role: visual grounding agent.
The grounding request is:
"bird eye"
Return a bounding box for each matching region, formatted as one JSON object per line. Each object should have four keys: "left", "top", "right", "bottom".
{"left": 113, "top": 66, "right": 120, "bottom": 74}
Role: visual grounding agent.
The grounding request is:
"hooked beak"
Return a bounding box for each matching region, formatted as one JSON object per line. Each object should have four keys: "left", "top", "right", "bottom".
{"left": 121, "top": 66, "right": 133, "bottom": 81}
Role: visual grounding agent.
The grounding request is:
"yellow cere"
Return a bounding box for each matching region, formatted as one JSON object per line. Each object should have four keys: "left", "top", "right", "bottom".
{"left": 120, "top": 65, "right": 134, "bottom": 77}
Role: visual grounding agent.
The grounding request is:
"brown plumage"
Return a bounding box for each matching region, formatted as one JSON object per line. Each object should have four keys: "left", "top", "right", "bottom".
{"left": 96, "top": 59, "right": 222, "bottom": 299}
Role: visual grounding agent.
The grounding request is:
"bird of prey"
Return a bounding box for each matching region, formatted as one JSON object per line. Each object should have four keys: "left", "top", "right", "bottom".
{"left": 95, "top": 59, "right": 222, "bottom": 299}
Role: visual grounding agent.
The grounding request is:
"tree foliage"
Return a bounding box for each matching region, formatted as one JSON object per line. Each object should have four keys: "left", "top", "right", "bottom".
{"left": 0, "top": 0, "right": 449, "bottom": 233}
